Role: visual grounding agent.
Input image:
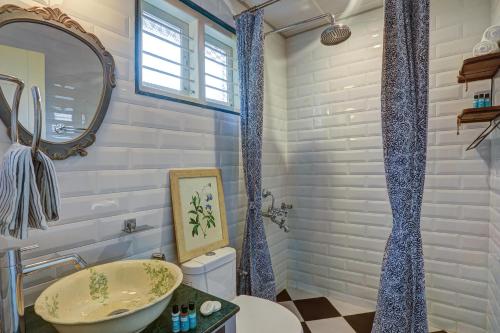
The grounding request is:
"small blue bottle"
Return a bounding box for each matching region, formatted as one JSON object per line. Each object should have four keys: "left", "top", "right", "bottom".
{"left": 172, "top": 305, "right": 180, "bottom": 333}
{"left": 478, "top": 93, "right": 485, "bottom": 108}
{"left": 473, "top": 94, "right": 479, "bottom": 108}
{"left": 485, "top": 93, "right": 492, "bottom": 107}
{"left": 188, "top": 302, "right": 197, "bottom": 329}
{"left": 180, "top": 305, "right": 190, "bottom": 332}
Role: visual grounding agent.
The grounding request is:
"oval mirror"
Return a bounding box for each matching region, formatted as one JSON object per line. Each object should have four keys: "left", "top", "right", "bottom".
{"left": 0, "top": 5, "right": 115, "bottom": 160}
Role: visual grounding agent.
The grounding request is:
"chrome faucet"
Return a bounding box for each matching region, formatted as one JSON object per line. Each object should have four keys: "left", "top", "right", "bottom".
{"left": 262, "top": 189, "right": 292, "bottom": 232}
{"left": 0, "top": 247, "right": 88, "bottom": 333}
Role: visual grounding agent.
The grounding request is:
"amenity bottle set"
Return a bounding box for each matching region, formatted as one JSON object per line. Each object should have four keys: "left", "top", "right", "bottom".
{"left": 473, "top": 91, "right": 492, "bottom": 108}
{"left": 171, "top": 303, "right": 197, "bottom": 332}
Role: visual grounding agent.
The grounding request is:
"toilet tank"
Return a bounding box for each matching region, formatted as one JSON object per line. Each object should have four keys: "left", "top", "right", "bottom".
{"left": 181, "top": 247, "right": 236, "bottom": 301}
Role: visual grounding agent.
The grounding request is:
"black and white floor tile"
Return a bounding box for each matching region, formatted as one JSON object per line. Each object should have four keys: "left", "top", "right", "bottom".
{"left": 277, "top": 288, "right": 446, "bottom": 333}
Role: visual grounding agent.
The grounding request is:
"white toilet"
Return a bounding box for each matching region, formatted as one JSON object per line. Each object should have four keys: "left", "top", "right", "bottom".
{"left": 181, "top": 247, "right": 302, "bottom": 333}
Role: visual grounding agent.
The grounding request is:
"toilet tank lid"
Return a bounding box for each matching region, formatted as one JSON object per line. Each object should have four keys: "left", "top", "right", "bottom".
{"left": 181, "top": 247, "right": 236, "bottom": 275}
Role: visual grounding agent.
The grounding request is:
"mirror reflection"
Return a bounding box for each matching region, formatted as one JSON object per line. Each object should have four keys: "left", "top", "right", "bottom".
{"left": 0, "top": 22, "right": 103, "bottom": 143}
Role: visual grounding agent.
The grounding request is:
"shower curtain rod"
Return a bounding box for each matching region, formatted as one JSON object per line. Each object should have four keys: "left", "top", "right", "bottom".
{"left": 234, "top": 1, "right": 335, "bottom": 39}
{"left": 233, "top": 0, "right": 281, "bottom": 19}
{"left": 264, "top": 13, "right": 334, "bottom": 37}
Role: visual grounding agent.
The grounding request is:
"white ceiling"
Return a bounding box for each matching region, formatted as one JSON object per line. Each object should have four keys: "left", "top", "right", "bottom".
{"left": 237, "top": 0, "right": 383, "bottom": 37}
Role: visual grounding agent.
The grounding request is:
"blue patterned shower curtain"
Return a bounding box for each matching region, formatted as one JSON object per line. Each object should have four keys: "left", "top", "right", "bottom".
{"left": 235, "top": 10, "right": 276, "bottom": 301}
{"left": 372, "top": 0, "right": 430, "bottom": 332}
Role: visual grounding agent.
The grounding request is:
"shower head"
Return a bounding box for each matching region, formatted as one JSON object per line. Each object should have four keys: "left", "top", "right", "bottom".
{"left": 321, "top": 23, "right": 351, "bottom": 46}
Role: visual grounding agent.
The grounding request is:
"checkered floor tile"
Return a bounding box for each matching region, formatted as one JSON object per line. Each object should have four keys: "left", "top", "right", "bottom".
{"left": 277, "top": 289, "right": 446, "bottom": 333}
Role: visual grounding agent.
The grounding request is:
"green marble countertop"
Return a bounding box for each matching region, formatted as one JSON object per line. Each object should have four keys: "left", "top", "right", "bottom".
{"left": 25, "top": 284, "right": 239, "bottom": 333}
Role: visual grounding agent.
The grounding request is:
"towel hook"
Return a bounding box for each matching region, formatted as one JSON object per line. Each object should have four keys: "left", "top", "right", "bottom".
{"left": 0, "top": 73, "right": 24, "bottom": 143}
{"left": 31, "top": 86, "right": 42, "bottom": 158}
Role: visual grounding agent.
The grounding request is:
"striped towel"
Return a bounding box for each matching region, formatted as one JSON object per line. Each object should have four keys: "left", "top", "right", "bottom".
{"left": 0, "top": 143, "right": 60, "bottom": 239}
{"left": 33, "top": 149, "right": 60, "bottom": 222}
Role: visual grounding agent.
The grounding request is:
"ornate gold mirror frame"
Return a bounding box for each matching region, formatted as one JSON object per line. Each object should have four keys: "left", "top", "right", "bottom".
{"left": 0, "top": 5, "right": 116, "bottom": 160}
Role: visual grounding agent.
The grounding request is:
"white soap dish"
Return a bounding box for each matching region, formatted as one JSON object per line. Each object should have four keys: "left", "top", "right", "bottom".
{"left": 200, "top": 301, "right": 222, "bottom": 316}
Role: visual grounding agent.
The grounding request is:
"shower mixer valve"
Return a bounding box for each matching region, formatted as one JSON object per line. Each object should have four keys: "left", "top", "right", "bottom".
{"left": 261, "top": 189, "right": 292, "bottom": 233}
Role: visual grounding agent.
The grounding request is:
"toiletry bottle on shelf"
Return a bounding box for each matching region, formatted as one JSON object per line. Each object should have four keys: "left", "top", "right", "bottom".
{"left": 180, "top": 305, "right": 189, "bottom": 332}
{"left": 189, "top": 302, "right": 197, "bottom": 329}
{"left": 172, "top": 305, "right": 181, "bottom": 333}
{"left": 485, "top": 93, "right": 491, "bottom": 107}
{"left": 473, "top": 94, "right": 479, "bottom": 108}
{"left": 478, "top": 93, "right": 485, "bottom": 108}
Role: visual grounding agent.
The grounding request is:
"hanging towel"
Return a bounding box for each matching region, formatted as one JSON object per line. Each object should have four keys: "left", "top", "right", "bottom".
{"left": 33, "top": 149, "right": 60, "bottom": 222}
{"left": 0, "top": 143, "right": 59, "bottom": 239}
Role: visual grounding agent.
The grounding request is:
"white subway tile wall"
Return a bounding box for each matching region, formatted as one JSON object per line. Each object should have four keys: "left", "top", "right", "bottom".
{"left": 489, "top": 1, "right": 500, "bottom": 332}
{"left": 489, "top": 148, "right": 500, "bottom": 332}
{"left": 0, "top": 0, "right": 288, "bottom": 304}
{"left": 286, "top": 1, "right": 494, "bottom": 332}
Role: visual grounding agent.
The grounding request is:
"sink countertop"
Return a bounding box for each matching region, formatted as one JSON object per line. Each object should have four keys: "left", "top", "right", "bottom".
{"left": 25, "top": 284, "right": 240, "bottom": 333}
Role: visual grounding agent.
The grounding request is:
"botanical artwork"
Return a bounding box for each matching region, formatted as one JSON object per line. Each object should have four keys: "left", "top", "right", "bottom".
{"left": 170, "top": 169, "right": 229, "bottom": 262}
{"left": 178, "top": 176, "right": 223, "bottom": 252}
{"left": 188, "top": 183, "right": 216, "bottom": 238}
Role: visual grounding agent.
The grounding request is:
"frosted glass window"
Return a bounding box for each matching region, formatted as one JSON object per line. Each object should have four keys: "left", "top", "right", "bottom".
{"left": 204, "top": 35, "right": 233, "bottom": 106}
{"left": 141, "top": 11, "right": 190, "bottom": 94}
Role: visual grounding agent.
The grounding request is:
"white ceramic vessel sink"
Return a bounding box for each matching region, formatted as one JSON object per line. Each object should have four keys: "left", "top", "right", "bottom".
{"left": 34, "top": 259, "right": 183, "bottom": 333}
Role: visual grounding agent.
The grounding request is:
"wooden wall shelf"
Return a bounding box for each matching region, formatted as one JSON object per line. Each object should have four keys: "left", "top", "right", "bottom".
{"left": 458, "top": 106, "right": 500, "bottom": 124}
{"left": 457, "top": 53, "right": 500, "bottom": 83}
{"left": 457, "top": 106, "right": 500, "bottom": 150}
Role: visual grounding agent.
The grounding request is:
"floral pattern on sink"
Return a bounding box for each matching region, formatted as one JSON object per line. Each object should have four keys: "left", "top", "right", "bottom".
{"left": 143, "top": 263, "right": 175, "bottom": 301}
{"left": 44, "top": 295, "right": 59, "bottom": 318}
{"left": 89, "top": 269, "right": 109, "bottom": 303}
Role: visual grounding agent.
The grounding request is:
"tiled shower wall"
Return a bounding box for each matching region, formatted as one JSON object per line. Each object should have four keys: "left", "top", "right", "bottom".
{"left": 489, "top": 1, "right": 500, "bottom": 332}
{"left": 0, "top": 0, "right": 288, "bottom": 302}
{"left": 286, "top": 1, "right": 493, "bottom": 332}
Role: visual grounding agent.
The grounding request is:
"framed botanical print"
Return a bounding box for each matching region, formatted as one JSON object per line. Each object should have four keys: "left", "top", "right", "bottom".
{"left": 169, "top": 168, "right": 229, "bottom": 263}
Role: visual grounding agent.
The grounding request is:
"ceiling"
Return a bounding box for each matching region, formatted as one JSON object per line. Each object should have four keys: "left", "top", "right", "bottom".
{"left": 237, "top": 0, "right": 383, "bottom": 37}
